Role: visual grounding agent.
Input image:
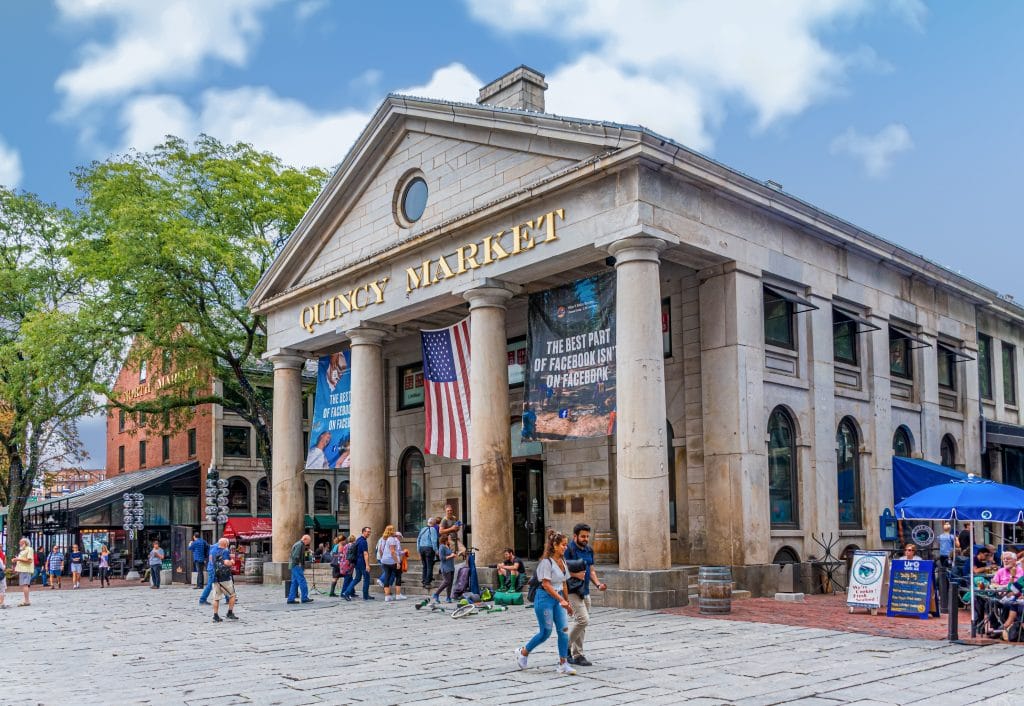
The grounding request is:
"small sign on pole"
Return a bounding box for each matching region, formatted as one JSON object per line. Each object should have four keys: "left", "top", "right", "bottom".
{"left": 887, "top": 558, "right": 935, "bottom": 620}
{"left": 847, "top": 550, "right": 888, "bottom": 615}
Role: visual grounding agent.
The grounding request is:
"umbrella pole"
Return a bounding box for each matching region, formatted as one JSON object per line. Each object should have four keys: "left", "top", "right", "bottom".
{"left": 970, "top": 523, "right": 976, "bottom": 638}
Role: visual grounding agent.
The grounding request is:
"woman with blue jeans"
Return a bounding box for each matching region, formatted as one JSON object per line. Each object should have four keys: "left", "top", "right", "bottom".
{"left": 516, "top": 531, "right": 577, "bottom": 676}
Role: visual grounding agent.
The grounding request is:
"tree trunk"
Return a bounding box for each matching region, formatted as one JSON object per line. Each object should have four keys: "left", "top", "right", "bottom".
{"left": 4, "top": 450, "right": 26, "bottom": 565}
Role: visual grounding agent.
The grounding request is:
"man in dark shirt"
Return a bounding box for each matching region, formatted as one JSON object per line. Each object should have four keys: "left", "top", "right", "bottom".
{"left": 957, "top": 523, "right": 973, "bottom": 556}
{"left": 286, "top": 534, "right": 313, "bottom": 604}
{"left": 565, "top": 523, "right": 607, "bottom": 667}
{"left": 188, "top": 532, "right": 210, "bottom": 589}
{"left": 494, "top": 548, "right": 526, "bottom": 592}
{"left": 343, "top": 526, "right": 375, "bottom": 601}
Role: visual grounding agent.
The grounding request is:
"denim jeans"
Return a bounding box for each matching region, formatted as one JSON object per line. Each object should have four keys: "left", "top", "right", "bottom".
{"left": 346, "top": 563, "right": 371, "bottom": 598}
{"left": 525, "top": 590, "right": 569, "bottom": 659}
{"left": 340, "top": 572, "right": 354, "bottom": 596}
{"left": 194, "top": 561, "right": 206, "bottom": 587}
{"left": 150, "top": 564, "right": 162, "bottom": 588}
{"left": 200, "top": 568, "right": 215, "bottom": 603}
{"left": 419, "top": 548, "right": 436, "bottom": 586}
{"left": 287, "top": 565, "right": 309, "bottom": 601}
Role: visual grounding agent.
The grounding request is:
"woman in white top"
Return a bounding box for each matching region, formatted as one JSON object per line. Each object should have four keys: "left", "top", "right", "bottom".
{"left": 516, "top": 530, "right": 577, "bottom": 676}
{"left": 377, "top": 525, "right": 403, "bottom": 602}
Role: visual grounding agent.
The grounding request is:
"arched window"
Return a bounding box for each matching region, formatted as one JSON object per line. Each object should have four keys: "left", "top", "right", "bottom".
{"left": 337, "top": 480, "right": 350, "bottom": 512}
{"left": 227, "top": 476, "right": 250, "bottom": 513}
{"left": 940, "top": 435, "right": 957, "bottom": 468}
{"left": 256, "top": 477, "right": 271, "bottom": 514}
{"left": 667, "top": 420, "right": 677, "bottom": 533}
{"left": 837, "top": 418, "right": 861, "bottom": 529}
{"left": 892, "top": 426, "right": 913, "bottom": 458}
{"left": 313, "top": 479, "right": 331, "bottom": 513}
{"left": 768, "top": 408, "right": 798, "bottom": 527}
{"left": 773, "top": 546, "right": 800, "bottom": 564}
{"left": 399, "top": 447, "right": 426, "bottom": 534}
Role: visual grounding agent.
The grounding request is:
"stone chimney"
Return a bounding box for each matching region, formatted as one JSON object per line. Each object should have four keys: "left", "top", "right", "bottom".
{"left": 477, "top": 65, "right": 548, "bottom": 112}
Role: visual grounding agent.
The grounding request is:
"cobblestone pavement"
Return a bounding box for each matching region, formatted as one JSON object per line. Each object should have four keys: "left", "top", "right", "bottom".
{"left": 3, "top": 583, "right": 1024, "bottom": 705}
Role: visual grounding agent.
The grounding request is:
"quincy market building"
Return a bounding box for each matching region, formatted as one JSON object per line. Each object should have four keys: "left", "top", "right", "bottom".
{"left": 248, "top": 67, "right": 1024, "bottom": 608}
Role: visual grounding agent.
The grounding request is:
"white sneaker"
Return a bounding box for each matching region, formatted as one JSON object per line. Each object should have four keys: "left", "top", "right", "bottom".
{"left": 556, "top": 661, "right": 577, "bottom": 676}
{"left": 395, "top": 594, "right": 408, "bottom": 601}
{"left": 515, "top": 649, "right": 528, "bottom": 670}
{"left": 384, "top": 595, "right": 393, "bottom": 602}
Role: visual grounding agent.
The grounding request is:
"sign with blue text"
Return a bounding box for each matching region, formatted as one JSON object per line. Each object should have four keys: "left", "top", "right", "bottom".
{"left": 306, "top": 350, "right": 351, "bottom": 470}
{"left": 847, "top": 550, "right": 888, "bottom": 610}
{"left": 886, "top": 558, "right": 934, "bottom": 619}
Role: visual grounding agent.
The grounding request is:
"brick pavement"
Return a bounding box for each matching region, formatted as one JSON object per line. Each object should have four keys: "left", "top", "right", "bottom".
{"left": 3, "top": 583, "right": 1024, "bottom": 705}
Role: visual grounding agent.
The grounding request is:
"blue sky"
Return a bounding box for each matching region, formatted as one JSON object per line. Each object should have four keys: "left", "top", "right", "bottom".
{"left": 2, "top": 1, "right": 1022, "bottom": 463}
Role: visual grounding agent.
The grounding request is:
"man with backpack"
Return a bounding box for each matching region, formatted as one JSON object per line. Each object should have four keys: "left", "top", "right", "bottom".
{"left": 564, "top": 523, "right": 607, "bottom": 667}
{"left": 417, "top": 517, "right": 439, "bottom": 589}
{"left": 342, "top": 526, "right": 374, "bottom": 601}
{"left": 209, "top": 537, "right": 238, "bottom": 623}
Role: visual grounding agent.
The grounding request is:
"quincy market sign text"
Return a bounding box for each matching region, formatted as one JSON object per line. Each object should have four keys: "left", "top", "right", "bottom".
{"left": 299, "top": 209, "right": 565, "bottom": 334}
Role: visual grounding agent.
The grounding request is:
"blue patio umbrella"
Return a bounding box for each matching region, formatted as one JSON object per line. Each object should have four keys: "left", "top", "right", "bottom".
{"left": 896, "top": 474, "right": 1024, "bottom": 638}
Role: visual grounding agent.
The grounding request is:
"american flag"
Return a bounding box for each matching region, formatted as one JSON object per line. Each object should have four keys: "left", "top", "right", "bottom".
{"left": 421, "top": 317, "right": 471, "bottom": 459}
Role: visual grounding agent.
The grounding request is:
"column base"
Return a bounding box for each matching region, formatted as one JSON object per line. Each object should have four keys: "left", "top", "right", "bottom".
{"left": 261, "top": 561, "right": 290, "bottom": 585}
{"left": 589, "top": 566, "right": 692, "bottom": 610}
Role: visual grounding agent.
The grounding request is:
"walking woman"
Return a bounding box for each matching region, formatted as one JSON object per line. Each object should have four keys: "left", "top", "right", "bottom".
{"left": 338, "top": 534, "right": 356, "bottom": 601}
{"left": 378, "top": 525, "right": 401, "bottom": 602}
{"left": 516, "top": 530, "right": 576, "bottom": 675}
{"left": 148, "top": 540, "right": 165, "bottom": 589}
{"left": 14, "top": 537, "right": 34, "bottom": 606}
{"left": 98, "top": 545, "right": 112, "bottom": 588}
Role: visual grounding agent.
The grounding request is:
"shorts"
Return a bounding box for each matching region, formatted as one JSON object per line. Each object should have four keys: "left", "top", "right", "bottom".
{"left": 71, "top": 563, "right": 82, "bottom": 573}
{"left": 19, "top": 572, "right": 32, "bottom": 586}
{"left": 213, "top": 580, "right": 236, "bottom": 600}
{"left": 1, "top": 575, "right": 6, "bottom": 593}
{"left": 331, "top": 565, "right": 342, "bottom": 579}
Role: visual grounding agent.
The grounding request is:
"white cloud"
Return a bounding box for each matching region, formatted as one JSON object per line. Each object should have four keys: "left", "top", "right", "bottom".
{"left": 0, "top": 135, "right": 23, "bottom": 187}
{"left": 55, "top": 0, "right": 278, "bottom": 114}
{"left": 465, "top": 0, "right": 921, "bottom": 151}
{"left": 829, "top": 123, "right": 913, "bottom": 177}
{"left": 117, "top": 63, "right": 482, "bottom": 168}
{"left": 295, "top": 0, "right": 328, "bottom": 22}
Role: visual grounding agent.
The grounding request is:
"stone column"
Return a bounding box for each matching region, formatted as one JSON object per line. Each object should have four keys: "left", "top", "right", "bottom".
{"left": 962, "top": 341, "right": 982, "bottom": 468}
{"left": 806, "top": 293, "right": 837, "bottom": 540}
{"left": 699, "top": 263, "right": 769, "bottom": 567}
{"left": 269, "top": 352, "right": 306, "bottom": 568}
{"left": 346, "top": 326, "right": 390, "bottom": 542}
{"left": 918, "top": 331, "right": 941, "bottom": 462}
{"left": 865, "top": 315, "right": 893, "bottom": 548}
{"left": 610, "top": 236, "right": 671, "bottom": 571}
{"left": 463, "top": 284, "right": 516, "bottom": 565}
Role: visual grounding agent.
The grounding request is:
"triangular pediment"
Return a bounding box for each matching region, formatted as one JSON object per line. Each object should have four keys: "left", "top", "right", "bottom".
{"left": 249, "top": 95, "right": 640, "bottom": 310}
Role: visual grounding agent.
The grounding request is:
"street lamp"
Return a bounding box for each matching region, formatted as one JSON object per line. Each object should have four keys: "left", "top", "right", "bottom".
{"left": 204, "top": 466, "right": 229, "bottom": 540}
{"left": 122, "top": 492, "right": 145, "bottom": 580}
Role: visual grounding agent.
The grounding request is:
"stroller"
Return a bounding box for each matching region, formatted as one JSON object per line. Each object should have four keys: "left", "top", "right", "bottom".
{"left": 451, "top": 547, "right": 481, "bottom": 601}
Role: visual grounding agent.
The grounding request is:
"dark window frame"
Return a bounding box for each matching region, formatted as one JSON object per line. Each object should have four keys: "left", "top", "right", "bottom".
{"left": 662, "top": 297, "right": 672, "bottom": 359}
{"left": 940, "top": 435, "right": 957, "bottom": 468}
{"left": 227, "top": 476, "right": 251, "bottom": 513}
{"left": 222, "top": 425, "right": 251, "bottom": 458}
{"left": 161, "top": 435, "right": 171, "bottom": 463}
{"left": 832, "top": 309, "right": 858, "bottom": 366}
{"left": 256, "top": 477, "right": 271, "bottom": 514}
{"left": 187, "top": 428, "right": 197, "bottom": 458}
{"left": 937, "top": 345, "right": 958, "bottom": 390}
{"left": 836, "top": 418, "right": 862, "bottom": 530}
{"left": 138, "top": 440, "right": 147, "bottom": 468}
{"left": 979, "top": 333, "right": 994, "bottom": 400}
{"left": 768, "top": 407, "right": 799, "bottom": 528}
{"left": 118, "top": 410, "right": 125, "bottom": 433}
{"left": 889, "top": 328, "right": 914, "bottom": 380}
{"left": 399, "top": 447, "right": 426, "bottom": 534}
{"left": 397, "top": 362, "right": 425, "bottom": 411}
{"left": 892, "top": 426, "right": 913, "bottom": 458}
{"left": 1003, "top": 342, "right": 1017, "bottom": 406}
{"left": 313, "top": 479, "right": 331, "bottom": 514}
{"left": 507, "top": 335, "right": 528, "bottom": 388}
{"left": 118, "top": 445, "right": 125, "bottom": 471}
{"left": 763, "top": 288, "right": 796, "bottom": 349}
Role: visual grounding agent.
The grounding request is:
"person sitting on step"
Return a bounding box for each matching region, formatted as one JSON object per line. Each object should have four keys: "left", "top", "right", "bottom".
{"left": 494, "top": 548, "right": 526, "bottom": 592}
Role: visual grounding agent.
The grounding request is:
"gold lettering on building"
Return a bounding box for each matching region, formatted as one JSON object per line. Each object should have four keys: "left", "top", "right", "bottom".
{"left": 299, "top": 277, "right": 390, "bottom": 333}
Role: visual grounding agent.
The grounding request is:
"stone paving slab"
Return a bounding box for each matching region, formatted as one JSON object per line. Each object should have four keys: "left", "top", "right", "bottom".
{"left": 3, "top": 583, "right": 1024, "bottom": 705}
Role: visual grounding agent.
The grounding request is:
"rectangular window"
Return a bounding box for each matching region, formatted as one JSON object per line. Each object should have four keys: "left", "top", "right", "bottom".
{"left": 118, "top": 445, "right": 125, "bottom": 471}
{"left": 302, "top": 394, "right": 310, "bottom": 420}
{"left": 139, "top": 440, "right": 147, "bottom": 467}
{"left": 138, "top": 412, "right": 147, "bottom": 428}
{"left": 161, "top": 349, "right": 172, "bottom": 375}
{"left": 979, "top": 333, "right": 993, "bottom": 400}
{"left": 1004, "top": 342, "right": 1017, "bottom": 406}
{"left": 397, "top": 363, "right": 425, "bottom": 410}
{"left": 937, "top": 346, "right": 957, "bottom": 390}
{"left": 139, "top": 360, "right": 147, "bottom": 382}
{"left": 763, "top": 288, "right": 795, "bottom": 349}
{"left": 507, "top": 337, "right": 528, "bottom": 387}
{"left": 161, "top": 435, "right": 171, "bottom": 463}
{"left": 118, "top": 410, "right": 125, "bottom": 433}
{"left": 662, "top": 297, "right": 672, "bottom": 358}
{"left": 889, "top": 328, "right": 912, "bottom": 379}
{"left": 832, "top": 309, "right": 858, "bottom": 365}
{"left": 187, "top": 428, "right": 197, "bottom": 458}
{"left": 223, "top": 426, "right": 251, "bottom": 457}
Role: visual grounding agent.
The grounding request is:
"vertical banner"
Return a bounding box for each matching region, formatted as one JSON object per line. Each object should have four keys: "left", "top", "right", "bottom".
{"left": 525, "top": 272, "right": 616, "bottom": 440}
{"left": 306, "top": 350, "right": 351, "bottom": 470}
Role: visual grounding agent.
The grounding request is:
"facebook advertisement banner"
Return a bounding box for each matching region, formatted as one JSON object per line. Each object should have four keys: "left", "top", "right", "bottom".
{"left": 525, "top": 272, "right": 616, "bottom": 440}
{"left": 306, "top": 350, "right": 351, "bottom": 470}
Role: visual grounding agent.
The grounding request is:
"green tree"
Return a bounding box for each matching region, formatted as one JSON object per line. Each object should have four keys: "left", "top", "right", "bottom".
{"left": 0, "top": 186, "right": 118, "bottom": 560}
{"left": 74, "top": 135, "right": 327, "bottom": 480}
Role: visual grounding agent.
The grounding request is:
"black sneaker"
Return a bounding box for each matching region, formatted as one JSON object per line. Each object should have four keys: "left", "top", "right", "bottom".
{"left": 342, "top": 594, "right": 352, "bottom": 602}
{"left": 212, "top": 613, "right": 222, "bottom": 623}
{"left": 573, "top": 655, "right": 593, "bottom": 667}
{"left": 301, "top": 598, "right": 314, "bottom": 603}
{"left": 226, "top": 611, "right": 238, "bottom": 620}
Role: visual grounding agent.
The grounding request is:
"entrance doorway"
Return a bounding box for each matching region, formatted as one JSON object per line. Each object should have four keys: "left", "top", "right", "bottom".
{"left": 459, "top": 461, "right": 545, "bottom": 559}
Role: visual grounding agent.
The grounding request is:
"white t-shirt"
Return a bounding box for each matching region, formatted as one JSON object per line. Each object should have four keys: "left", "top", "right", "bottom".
{"left": 536, "top": 557, "right": 569, "bottom": 592}
{"left": 379, "top": 537, "right": 401, "bottom": 565}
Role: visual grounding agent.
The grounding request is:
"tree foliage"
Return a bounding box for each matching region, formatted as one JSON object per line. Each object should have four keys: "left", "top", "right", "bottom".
{"left": 0, "top": 186, "right": 118, "bottom": 560}
{"left": 74, "top": 135, "right": 328, "bottom": 478}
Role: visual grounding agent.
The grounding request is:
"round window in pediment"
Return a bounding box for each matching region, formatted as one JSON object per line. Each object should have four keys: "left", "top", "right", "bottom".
{"left": 400, "top": 176, "right": 428, "bottom": 224}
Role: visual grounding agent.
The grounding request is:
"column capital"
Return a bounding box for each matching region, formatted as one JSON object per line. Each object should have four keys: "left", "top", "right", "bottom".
{"left": 606, "top": 235, "right": 669, "bottom": 265}
{"left": 345, "top": 324, "right": 393, "bottom": 347}
{"left": 461, "top": 279, "right": 521, "bottom": 310}
{"left": 264, "top": 348, "right": 306, "bottom": 370}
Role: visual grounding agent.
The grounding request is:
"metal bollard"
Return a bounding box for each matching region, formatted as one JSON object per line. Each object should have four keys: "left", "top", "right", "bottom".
{"left": 947, "top": 568, "right": 959, "bottom": 642}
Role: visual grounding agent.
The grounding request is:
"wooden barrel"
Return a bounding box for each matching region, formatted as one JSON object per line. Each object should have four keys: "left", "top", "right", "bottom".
{"left": 698, "top": 566, "right": 733, "bottom": 615}
{"left": 244, "top": 557, "right": 265, "bottom": 577}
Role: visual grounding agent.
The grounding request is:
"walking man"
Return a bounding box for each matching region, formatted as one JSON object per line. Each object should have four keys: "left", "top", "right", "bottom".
{"left": 47, "top": 545, "right": 64, "bottom": 590}
{"left": 343, "top": 526, "right": 374, "bottom": 600}
{"left": 417, "top": 517, "right": 439, "bottom": 588}
{"left": 188, "top": 532, "right": 209, "bottom": 589}
{"left": 564, "top": 523, "right": 607, "bottom": 667}
{"left": 287, "top": 534, "right": 314, "bottom": 604}
{"left": 209, "top": 538, "right": 238, "bottom": 623}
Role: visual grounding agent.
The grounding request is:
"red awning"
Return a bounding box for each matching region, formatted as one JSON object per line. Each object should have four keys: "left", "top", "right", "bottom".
{"left": 223, "top": 517, "right": 273, "bottom": 541}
